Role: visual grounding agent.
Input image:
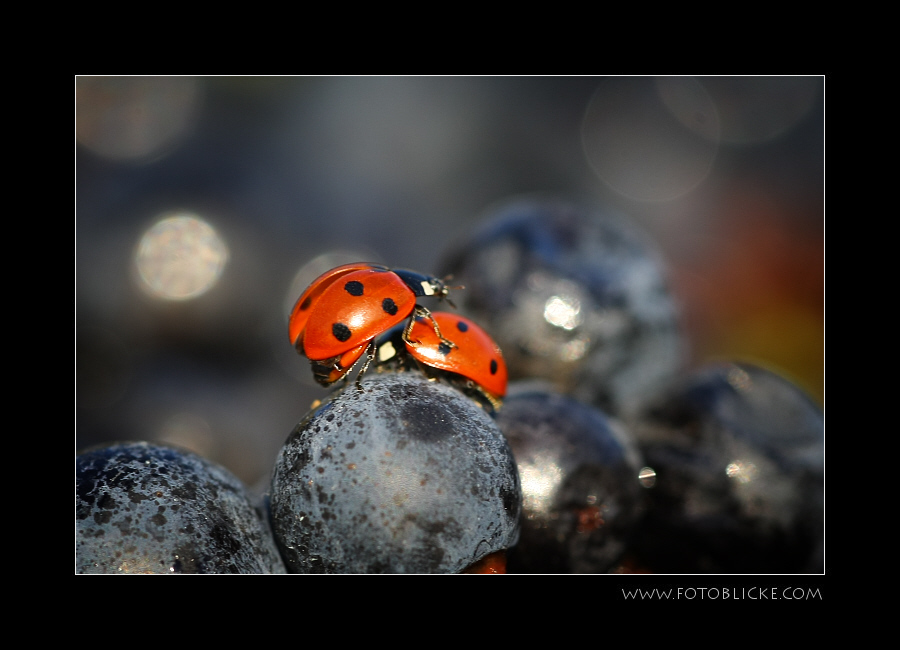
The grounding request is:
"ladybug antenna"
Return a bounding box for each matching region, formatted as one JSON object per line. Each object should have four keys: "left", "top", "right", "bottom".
{"left": 442, "top": 273, "right": 465, "bottom": 291}
{"left": 441, "top": 275, "right": 464, "bottom": 309}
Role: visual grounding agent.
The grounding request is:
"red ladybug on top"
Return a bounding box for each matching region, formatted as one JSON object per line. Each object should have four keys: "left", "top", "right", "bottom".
{"left": 289, "top": 262, "right": 457, "bottom": 386}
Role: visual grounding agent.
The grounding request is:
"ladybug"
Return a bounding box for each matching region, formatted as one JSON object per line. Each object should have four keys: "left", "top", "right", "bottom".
{"left": 374, "top": 311, "right": 508, "bottom": 410}
{"left": 289, "top": 263, "right": 457, "bottom": 386}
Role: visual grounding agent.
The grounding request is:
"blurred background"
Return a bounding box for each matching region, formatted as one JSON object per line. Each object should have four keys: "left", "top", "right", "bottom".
{"left": 75, "top": 76, "right": 824, "bottom": 490}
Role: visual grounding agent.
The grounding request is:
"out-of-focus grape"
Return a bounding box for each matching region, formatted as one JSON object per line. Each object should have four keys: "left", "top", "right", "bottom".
{"left": 439, "top": 198, "right": 685, "bottom": 418}
{"left": 76, "top": 76, "right": 201, "bottom": 162}
{"left": 625, "top": 361, "right": 824, "bottom": 573}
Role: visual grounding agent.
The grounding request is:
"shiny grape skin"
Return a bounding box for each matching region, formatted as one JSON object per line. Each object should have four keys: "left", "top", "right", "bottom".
{"left": 76, "top": 442, "right": 286, "bottom": 574}
{"left": 439, "top": 198, "right": 685, "bottom": 419}
{"left": 626, "top": 362, "right": 824, "bottom": 573}
{"left": 268, "top": 372, "right": 522, "bottom": 574}
{"left": 497, "top": 383, "right": 648, "bottom": 573}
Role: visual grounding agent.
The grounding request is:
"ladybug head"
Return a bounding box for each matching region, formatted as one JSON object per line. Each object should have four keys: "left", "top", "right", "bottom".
{"left": 393, "top": 269, "right": 462, "bottom": 307}
{"left": 422, "top": 274, "right": 466, "bottom": 309}
{"left": 439, "top": 274, "right": 464, "bottom": 309}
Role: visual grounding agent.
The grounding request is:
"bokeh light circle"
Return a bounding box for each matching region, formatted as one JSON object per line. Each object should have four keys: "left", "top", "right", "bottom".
{"left": 76, "top": 76, "right": 201, "bottom": 162}
{"left": 695, "top": 76, "right": 820, "bottom": 145}
{"left": 134, "top": 212, "right": 229, "bottom": 301}
{"left": 581, "top": 77, "right": 720, "bottom": 202}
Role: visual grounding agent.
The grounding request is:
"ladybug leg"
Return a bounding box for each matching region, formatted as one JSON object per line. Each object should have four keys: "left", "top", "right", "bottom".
{"left": 402, "top": 315, "right": 420, "bottom": 346}
{"left": 353, "top": 340, "right": 378, "bottom": 389}
{"left": 474, "top": 384, "right": 503, "bottom": 413}
{"left": 405, "top": 306, "right": 457, "bottom": 349}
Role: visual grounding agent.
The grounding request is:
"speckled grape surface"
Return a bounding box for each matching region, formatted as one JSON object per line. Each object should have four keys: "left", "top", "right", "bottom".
{"left": 439, "top": 198, "right": 685, "bottom": 418}
{"left": 76, "top": 442, "right": 286, "bottom": 574}
{"left": 497, "top": 383, "right": 647, "bottom": 573}
{"left": 269, "top": 372, "right": 521, "bottom": 574}
{"left": 626, "top": 362, "right": 824, "bottom": 573}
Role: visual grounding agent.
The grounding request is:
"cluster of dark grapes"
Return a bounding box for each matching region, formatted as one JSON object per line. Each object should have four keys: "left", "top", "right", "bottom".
{"left": 76, "top": 198, "right": 824, "bottom": 574}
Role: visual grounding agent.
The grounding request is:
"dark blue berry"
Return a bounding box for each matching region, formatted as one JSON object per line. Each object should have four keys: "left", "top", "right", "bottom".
{"left": 268, "top": 372, "right": 521, "bottom": 573}
{"left": 626, "top": 362, "right": 824, "bottom": 573}
{"left": 439, "top": 199, "right": 685, "bottom": 418}
{"left": 496, "top": 383, "right": 647, "bottom": 573}
{"left": 76, "top": 442, "right": 286, "bottom": 574}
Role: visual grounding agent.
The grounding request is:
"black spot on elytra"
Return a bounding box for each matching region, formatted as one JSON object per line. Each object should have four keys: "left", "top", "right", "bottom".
{"left": 300, "top": 296, "right": 312, "bottom": 311}
{"left": 456, "top": 320, "right": 469, "bottom": 332}
{"left": 490, "top": 359, "right": 498, "bottom": 375}
{"left": 344, "top": 280, "right": 364, "bottom": 296}
{"left": 333, "top": 323, "right": 352, "bottom": 342}
{"left": 382, "top": 298, "right": 398, "bottom": 315}
{"left": 438, "top": 342, "right": 452, "bottom": 356}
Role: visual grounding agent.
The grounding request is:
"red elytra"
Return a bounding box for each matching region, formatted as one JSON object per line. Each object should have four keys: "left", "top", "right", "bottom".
{"left": 289, "top": 263, "right": 454, "bottom": 386}
{"left": 373, "top": 312, "right": 507, "bottom": 406}
{"left": 288, "top": 262, "right": 374, "bottom": 351}
{"left": 404, "top": 312, "right": 508, "bottom": 401}
{"left": 300, "top": 268, "right": 418, "bottom": 360}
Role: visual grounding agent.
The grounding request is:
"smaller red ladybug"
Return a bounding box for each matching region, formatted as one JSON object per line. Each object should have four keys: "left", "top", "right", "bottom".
{"left": 373, "top": 311, "right": 508, "bottom": 410}
{"left": 289, "top": 262, "right": 457, "bottom": 386}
